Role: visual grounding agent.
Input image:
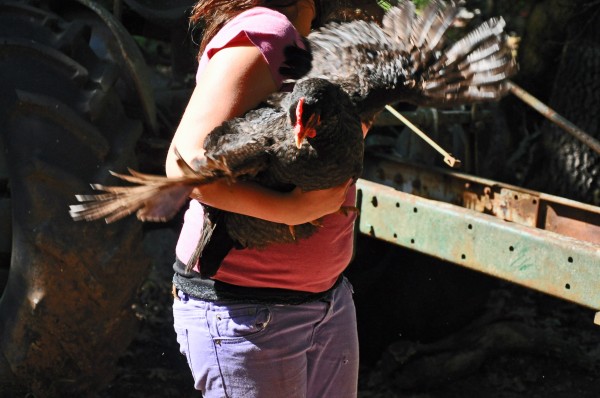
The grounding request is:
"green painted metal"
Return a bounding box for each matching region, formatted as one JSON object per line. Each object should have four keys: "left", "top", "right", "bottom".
{"left": 356, "top": 154, "right": 600, "bottom": 312}
{"left": 360, "top": 152, "right": 600, "bottom": 246}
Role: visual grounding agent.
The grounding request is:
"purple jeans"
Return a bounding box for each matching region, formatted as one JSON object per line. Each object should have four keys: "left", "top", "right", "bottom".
{"left": 172, "top": 277, "right": 359, "bottom": 398}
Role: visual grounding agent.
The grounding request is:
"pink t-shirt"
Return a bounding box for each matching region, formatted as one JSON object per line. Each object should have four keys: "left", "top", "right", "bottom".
{"left": 176, "top": 7, "right": 357, "bottom": 293}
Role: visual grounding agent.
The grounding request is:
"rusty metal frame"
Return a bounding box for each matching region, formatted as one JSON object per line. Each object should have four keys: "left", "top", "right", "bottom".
{"left": 357, "top": 152, "right": 600, "bottom": 318}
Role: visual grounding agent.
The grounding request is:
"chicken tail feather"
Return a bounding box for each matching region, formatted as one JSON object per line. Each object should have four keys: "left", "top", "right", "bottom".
{"left": 416, "top": 15, "right": 517, "bottom": 106}
{"left": 69, "top": 145, "right": 240, "bottom": 224}
{"left": 69, "top": 174, "right": 196, "bottom": 223}
{"left": 377, "top": 1, "right": 516, "bottom": 108}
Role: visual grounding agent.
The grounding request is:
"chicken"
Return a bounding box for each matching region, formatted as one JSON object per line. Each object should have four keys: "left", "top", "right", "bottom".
{"left": 71, "top": 0, "right": 516, "bottom": 275}
{"left": 72, "top": 77, "right": 362, "bottom": 275}
{"left": 70, "top": 77, "right": 364, "bottom": 245}
{"left": 305, "top": 0, "right": 516, "bottom": 122}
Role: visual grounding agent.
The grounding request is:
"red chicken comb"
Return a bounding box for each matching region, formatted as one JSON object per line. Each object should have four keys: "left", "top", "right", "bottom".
{"left": 293, "top": 97, "right": 318, "bottom": 148}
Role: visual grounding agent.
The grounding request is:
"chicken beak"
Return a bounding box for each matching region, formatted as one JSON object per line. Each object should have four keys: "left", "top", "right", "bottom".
{"left": 294, "top": 113, "right": 320, "bottom": 149}
{"left": 305, "top": 113, "right": 320, "bottom": 132}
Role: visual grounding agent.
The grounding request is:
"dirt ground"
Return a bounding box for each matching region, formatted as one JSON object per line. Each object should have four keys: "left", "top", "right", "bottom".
{"left": 97, "top": 228, "right": 600, "bottom": 398}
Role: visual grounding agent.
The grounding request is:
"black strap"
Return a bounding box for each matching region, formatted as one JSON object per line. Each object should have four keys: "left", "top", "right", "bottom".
{"left": 186, "top": 207, "right": 235, "bottom": 278}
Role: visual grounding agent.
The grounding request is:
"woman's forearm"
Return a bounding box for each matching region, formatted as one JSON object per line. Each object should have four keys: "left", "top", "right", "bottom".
{"left": 189, "top": 178, "right": 350, "bottom": 226}
{"left": 190, "top": 180, "right": 294, "bottom": 224}
{"left": 164, "top": 44, "right": 352, "bottom": 226}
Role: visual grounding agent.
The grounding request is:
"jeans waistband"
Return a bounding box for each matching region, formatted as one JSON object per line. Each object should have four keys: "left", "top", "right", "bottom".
{"left": 173, "top": 258, "right": 343, "bottom": 305}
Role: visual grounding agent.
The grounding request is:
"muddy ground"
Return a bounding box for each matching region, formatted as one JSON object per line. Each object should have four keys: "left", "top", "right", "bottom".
{"left": 96, "top": 228, "right": 600, "bottom": 398}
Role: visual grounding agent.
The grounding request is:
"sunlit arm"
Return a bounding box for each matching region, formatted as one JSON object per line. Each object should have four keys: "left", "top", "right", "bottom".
{"left": 165, "top": 45, "right": 348, "bottom": 225}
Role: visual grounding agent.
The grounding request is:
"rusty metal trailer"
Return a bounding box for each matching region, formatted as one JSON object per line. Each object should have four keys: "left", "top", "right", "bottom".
{"left": 357, "top": 147, "right": 600, "bottom": 324}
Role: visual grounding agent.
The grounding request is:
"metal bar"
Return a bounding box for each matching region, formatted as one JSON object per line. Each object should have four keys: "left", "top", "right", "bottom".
{"left": 384, "top": 105, "right": 461, "bottom": 168}
{"left": 508, "top": 81, "right": 600, "bottom": 155}
{"left": 361, "top": 152, "right": 600, "bottom": 246}
{"left": 356, "top": 178, "right": 600, "bottom": 311}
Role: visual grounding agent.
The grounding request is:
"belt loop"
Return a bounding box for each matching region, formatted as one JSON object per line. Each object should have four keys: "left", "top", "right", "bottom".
{"left": 172, "top": 284, "right": 181, "bottom": 301}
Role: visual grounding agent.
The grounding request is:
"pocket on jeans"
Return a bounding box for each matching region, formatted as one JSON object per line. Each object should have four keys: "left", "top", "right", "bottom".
{"left": 174, "top": 326, "right": 190, "bottom": 358}
{"left": 342, "top": 277, "right": 355, "bottom": 295}
{"left": 213, "top": 305, "right": 271, "bottom": 340}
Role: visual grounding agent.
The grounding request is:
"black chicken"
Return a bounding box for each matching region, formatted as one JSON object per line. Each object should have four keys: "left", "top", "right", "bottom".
{"left": 71, "top": 1, "right": 516, "bottom": 274}
{"left": 262, "top": 1, "right": 515, "bottom": 126}
{"left": 71, "top": 77, "right": 364, "bottom": 243}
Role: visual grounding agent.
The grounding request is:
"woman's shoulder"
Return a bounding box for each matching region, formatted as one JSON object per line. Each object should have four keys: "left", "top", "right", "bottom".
{"left": 205, "top": 6, "right": 303, "bottom": 60}
{"left": 210, "top": 6, "right": 301, "bottom": 49}
{"left": 231, "top": 7, "right": 297, "bottom": 34}
{"left": 200, "top": 7, "right": 304, "bottom": 87}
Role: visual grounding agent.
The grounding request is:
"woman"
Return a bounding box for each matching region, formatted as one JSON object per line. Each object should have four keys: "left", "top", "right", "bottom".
{"left": 167, "top": 1, "right": 366, "bottom": 396}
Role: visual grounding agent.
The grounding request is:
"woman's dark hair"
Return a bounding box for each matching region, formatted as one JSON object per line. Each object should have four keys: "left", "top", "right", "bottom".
{"left": 190, "top": 0, "right": 323, "bottom": 57}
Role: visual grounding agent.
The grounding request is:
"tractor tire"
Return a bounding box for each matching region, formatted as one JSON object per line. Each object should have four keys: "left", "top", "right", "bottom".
{"left": 0, "top": 1, "right": 150, "bottom": 396}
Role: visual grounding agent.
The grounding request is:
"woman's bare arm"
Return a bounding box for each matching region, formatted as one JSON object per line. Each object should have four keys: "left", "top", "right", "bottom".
{"left": 165, "top": 44, "right": 349, "bottom": 225}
